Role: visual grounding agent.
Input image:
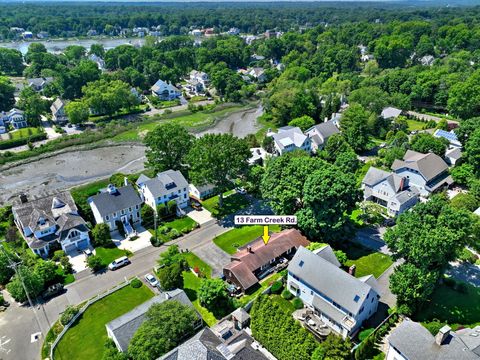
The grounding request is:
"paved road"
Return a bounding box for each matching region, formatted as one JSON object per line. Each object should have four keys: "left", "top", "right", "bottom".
{"left": 0, "top": 220, "right": 231, "bottom": 360}
{"left": 447, "top": 261, "right": 480, "bottom": 287}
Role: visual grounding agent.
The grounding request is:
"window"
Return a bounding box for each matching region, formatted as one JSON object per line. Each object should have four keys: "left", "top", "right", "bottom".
{"left": 359, "top": 306, "right": 364, "bottom": 314}
{"left": 299, "top": 260, "right": 304, "bottom": 267}
{"left": 105, "top": 215, "right": 109, "bottom": 221}
{"left": 113, "top": 212, "right": 117, "bottom": 217}
{"left": 135, "top": 205, "right": 139, "bottom": 210}
{"left": 121, "top": 210, "right": 125, "bottom": 215}
{"left": 353, "top": 295, "right": 360, "bottom": 303}
{"left": 129, "top": 207, "right": 132, "bottom": 212}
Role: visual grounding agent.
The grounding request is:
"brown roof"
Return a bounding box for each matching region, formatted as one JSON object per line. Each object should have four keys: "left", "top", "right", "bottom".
{"left": 224, "top": 229, "right": 310, "bottom": 290}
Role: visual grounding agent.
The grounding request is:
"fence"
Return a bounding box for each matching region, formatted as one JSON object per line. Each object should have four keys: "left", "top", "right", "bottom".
{"left": 49, "top": 279, "right": 131, "bottom": 360}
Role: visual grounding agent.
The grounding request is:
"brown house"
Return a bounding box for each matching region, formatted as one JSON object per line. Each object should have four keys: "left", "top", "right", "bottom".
{"left": 223, "top": 229, "right": 310, "bottom": 292}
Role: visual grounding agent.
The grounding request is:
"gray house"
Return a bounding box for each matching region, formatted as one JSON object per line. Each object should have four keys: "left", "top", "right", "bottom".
{"left": 106, "top": 289, "right": 202, "bottom": 352}
{"left": 362, "top": 167, "right": 420, "bottom": 216}
{"left": 391, "top": 150, "right": 453, "bottom": 196}
{"left": 305, "top": 121, "right": 340, "bottom": 153}
{"left": 88, "top": 184, "right": 143, "bottom": 234}
{"left": 386, "top": 320, "right": 480, "bottom": 360}
{"left": 12, "top": 192, "right": 91, "bottom": 257}
{"left": 287, "top": 246, "right": 380, "bottom": 338}
{"left": 50, "top": 98, "right": 68, "bottom": 124}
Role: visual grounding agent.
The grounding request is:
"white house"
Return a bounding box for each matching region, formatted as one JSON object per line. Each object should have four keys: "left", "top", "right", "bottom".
{"left": 305, "top": 121, "right": 340, "bottom": 153}
{"left": 89, "top": 54, "right": 106, "bottom": 70}
{"left": 287, "top": 246, "right": 380, "bottom": 338}
{"left": 1, "top": 108, "right": 27, "bottom": 129}
{"left": 136, "top": 170, "right": 189, "bottom": 211}
{"left": 386, "top": 320, "right": 480, "bottom": 360}
{"left": 50, "top": 98, "right": 68, "bottom": 124}
{"left": 189, "top": 183, "right": 216, "bottom": 201}
{"left": 391, "top": 150, "right": 453, "bottom": 196}
{"left": 88, "top": 184, "right": 143, "bottom": 234}
{"left": 151, "top": 79, "right": 181, "bottom": 100}
{"left": 247, "top": 67, "right": 266, "bottom": 82}
{"left": 362, "top": 167, "right": 420, "bottom": 216}
{"left": 12, "top": 192, "right": 91, "bottom": 257}
{"left": 187, "top": 70, "right": 210, "bottom": 94}
{"left": 381, "top": 107, "right": 402, "bottom": 120}
{"left": 271, "top": 126, "right": 311, "bottom": 155}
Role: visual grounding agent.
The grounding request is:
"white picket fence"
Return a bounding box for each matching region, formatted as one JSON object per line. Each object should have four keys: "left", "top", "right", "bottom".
{"left": 49, "top": 279, "right": 131, "bottom": 360}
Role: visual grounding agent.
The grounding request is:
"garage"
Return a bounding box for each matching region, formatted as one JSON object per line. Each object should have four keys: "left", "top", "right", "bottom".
{"left": 76, "top": 239, "right": 89, "bottom": 250}
{"left": 64, "top": 243, "right": 77, "bottom": 252}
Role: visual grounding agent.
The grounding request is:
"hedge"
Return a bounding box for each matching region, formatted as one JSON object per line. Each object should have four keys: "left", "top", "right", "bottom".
{"left": 0, "top": 132, "right": 47, "bottom": 150}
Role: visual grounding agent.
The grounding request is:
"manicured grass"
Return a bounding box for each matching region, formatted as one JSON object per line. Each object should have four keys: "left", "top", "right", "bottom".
{"left": 271, "top": 294, "right": 296, "bottom": 314}
{"left": 112, "top": 104, "right": 249, "bottom": 142}
{"left": 349, "top": 209, "right": 365, "bottom": 227}
{"left": 414, "top": 281, "right": 480, "bottom": 327}
{"left": 165, "top": 217, "right": 198, "bottom": 233}
{"left": 182, "top": 252, "right": 212, "bottom": 278}
{"left": 95, "top": 246, "right": 131, "bottom": 267}
{"left": 201, "top": 192, "right": 251, "bottom": 218}
{"left": 343, "top": 242, "right": 393, "bottom": 279}
{"left": 9, "top": 127, "right": 43, "bottom": 139}
{"left": 55, "top": 266, "right": 75, "bottom": 285}
{"left": 237, "top": 272, "right": 282, "bottom": 307}
{"left": 54, "top": 284, "right": 154, "bottom": 360}
{"left": 214, "top": 224, "right": 282, "bottom": 255}
{"left": 182, "top": 271, "right": 217, "bottom": 326}
{"left": 406, "top": 119, "right": 427, "bottom": 131}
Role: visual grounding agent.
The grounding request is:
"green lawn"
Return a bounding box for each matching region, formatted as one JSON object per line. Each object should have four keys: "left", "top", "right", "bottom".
{"left": 54, "top": 284, "right": 154, "bottom": 360}
{"left": 182, "top": 252, "right": 212, "bottom": 277}
{"left": 270, "top": 294, "right": 296, "bottom": 314}
{"left": 343, "top": 242, "right": 393, "bottom": 278}
{"left": 237, "top": 272, "right": 282, "bottom": 307}
{"left": 414, "top": 281, "right": 480, "bottom": 328}
{"left": 182, "top": 271, "right": 217, "bottom": 326}
{"left": 71, "top": 179, "right": 110, "bottom": 221}
{"left": 214, "top": 224, "right": 282, "bottom": 255}
{"left": 201, "top": 192, "right": 251, "bottom": 218}
{"left": 95, "top": 247, "right": 131, "bottom": 268}
{"left": 163, "top": 217, "right": 198, "bottom": 233}
{"left": 349, "top": 209, "right": 365, "bottom": 227}
{"left": 406, "top": 119, "right": 427, "bottom": 131}
{"left": 112, "top": 105, "right": 249, "bottom": 142}
{"left": 9, "top": 127, "right": 43, "bottom": 140}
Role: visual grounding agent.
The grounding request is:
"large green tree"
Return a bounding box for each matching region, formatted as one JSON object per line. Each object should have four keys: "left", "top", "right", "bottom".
{"left": 144, "top": 123, "right": 194, "bottom": 174}
{"left": 465, "top": 128, "right": 480, "bottom": 174}
{"left": 6, "top": 265, "right": 44, "bottom": 303}
{"left": 0, "top": 48, "right": 24, "bottom": 75}
{"left": 128, "top": 300, "right": 198, "bottom": 360}
{"left": 410, "top": 133, "right": 448, "bottom": 156}
{"left": 0, "top": 76, "right": 15, "bottom": 111}
{"left": 65, "top": 100, "right": 89, "bottom": 125}
{"left": 186, "top": 134, "right": 250, "bottom": 207}
{"left": 197, "top": 278, "right": 230, "bottom": 314}
{"left": 339, "top": 103, "right": 371, "bottom": 152}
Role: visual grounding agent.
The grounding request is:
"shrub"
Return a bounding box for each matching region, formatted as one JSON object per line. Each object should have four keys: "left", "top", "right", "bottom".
{"left": 334, "top": 250, "right": 348, "bottom": 266}
{"left": 0, "top": 294, "right": 4, "bottom": 305}
{"left": 92, "top": 223, "right": 115, "bottom": 248}
{"left": 359, "top": 328, "right": 374, "bottom": 341}
{"left": 458, "top": 248, "right": 477, "bottom": 264}
{"left": 60, "top": 305, "right": 79, "bottom": 325}
{"left": 130, "top": 278, "right": 142, "bottom": 288}
{"left": 52, "top": 250, "right": 66, "bottom": 261}
{"left": 87, "top": 255, "right": 103, "bottom": 272}
{"left": 423, "top": 320, "right": 447, "bottom": 336}
{"left": 60, "top": 257, "right": 73, "bottom": 274}
{"left": 270, "top": 280, "right": 283, "bottom": 294}
{"left": 281, "top": 289, "right": 293, "bottom": 300}
{"left": 292, "top": 298, "right": 304, "bottom": 310}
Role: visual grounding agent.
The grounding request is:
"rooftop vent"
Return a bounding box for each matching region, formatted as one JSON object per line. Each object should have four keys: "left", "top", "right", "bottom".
{"left": 107, "top": 184, "right": 118, "bottom": 195}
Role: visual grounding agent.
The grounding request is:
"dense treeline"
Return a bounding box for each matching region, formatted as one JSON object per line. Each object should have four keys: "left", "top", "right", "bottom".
{"left": 1, "top": 2, "right": 480, "bottom": 40}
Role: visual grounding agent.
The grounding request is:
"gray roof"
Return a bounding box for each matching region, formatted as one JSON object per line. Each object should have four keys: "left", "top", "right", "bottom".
{"left": 142, "top": 170, "right": 188, "bottom": 198}
{"left": 392, "top": 150, "right": 449, "bottom": 182}
{"left": 362, "top": 167, "right": 392, "bottom": 187}
{"left": 135, "top": 174, "right": 151, "bottom": 186}
{"left": 393, "top": 187, "right": 420, "bottom": 205}
{"left": 381, "top": 107, "right": 402, "bottom": 119}
{"left": 272, "top": 127, "right": 308, "bottom": 150}
{"left": 307, "top": 121, "right": 340, "bottom": 145}
{"left": 456, "top": 326, "right": 480, "bottom": 356}
{"left": 88, "top": 185, "right": 142, "bottom": 217}
{"left": 50, "top": 98, "right": 65, "bottom": 114}
{"left": 158, "top": 328, "right": 268, "bottom": 360}
{"left": 446, "top": 147, "right": 462, "bottom": 160}
{"left": 106, "top": 289, "right": 197, "bottom": 352}
{"left": 158, "top": 328, "right": 225, "bottom": 360}
{"left": 288, "top": 246, "right": 378, "bottom": 316}
{"left": 12, "top": 191, "right": 86, "bottom": 249}
{"left": 388, "top": 320, "right": 480, "bottom": 360}
{"left": 313, "top": 245, "right": 341, "bottom": 267}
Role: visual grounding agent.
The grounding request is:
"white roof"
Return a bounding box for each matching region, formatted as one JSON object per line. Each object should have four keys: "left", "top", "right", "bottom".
{"left": 272, "top": 127, "right": 308, "bottom": 150}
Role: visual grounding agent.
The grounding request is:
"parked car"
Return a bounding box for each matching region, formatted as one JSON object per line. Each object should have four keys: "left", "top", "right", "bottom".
{"left": 42, "top": 283, "right": 64, "bottom": 299}
{"left": 83, "top": 248, "right": 93, "bottom": 257}
{"left": 144, "top": 273, "right": 159, "bottom": 288}
{"left": 236, "top": 187, "right": 247, "bottom": 195}
{"left": 108, "top": 256, "right": 130, "bottom": 271}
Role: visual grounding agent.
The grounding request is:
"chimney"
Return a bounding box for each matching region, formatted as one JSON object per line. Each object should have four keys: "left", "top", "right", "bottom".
{"left": 399, "top": 177, "right": 405, "bottom": 191}
{"left": 435, "top": 325, "right": 451, "bottom": 346}
{"left": 165, "top": 292, "right": 171, "bottom": 300}
{"left": 349, "top": 265, "right": 356, "bottom": 276}
{"left": 19, "top": 193, "right": 28, "bottom": 204}
{"left": 124, "top": 177, "right": 129, "bottom": 186}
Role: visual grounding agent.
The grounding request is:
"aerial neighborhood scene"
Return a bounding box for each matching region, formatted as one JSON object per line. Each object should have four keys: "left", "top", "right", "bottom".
{"left": 1, "top": 1, "right": 480, "bottom": 360}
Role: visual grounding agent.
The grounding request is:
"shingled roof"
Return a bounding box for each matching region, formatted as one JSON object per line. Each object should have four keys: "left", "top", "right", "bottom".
{"left": 391, "top": 150, "right": 449, "bottom": 182}
{"left": 224, "top": 229, "right": 310, "bottom": 290}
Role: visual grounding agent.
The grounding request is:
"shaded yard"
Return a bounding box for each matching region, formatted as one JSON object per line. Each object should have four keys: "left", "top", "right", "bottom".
{"left": 414, "top": 281, "right": 480, "bottom": 328}
{"left": 343, "top": 242, "right": 393, "bottom": 279}
{"left": 201, "top": 192, "right": 250, "bottom": 218}
{"left": 213, "top": 224, "right": 282, "bottom": 255}
{"left": 54, "top": 283, "right": 153, "bottom": 360}
{"left": 236, "top": 272, "right": 282, "bottom": 307}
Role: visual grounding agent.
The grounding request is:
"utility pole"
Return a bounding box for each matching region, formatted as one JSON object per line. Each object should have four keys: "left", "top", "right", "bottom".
{"left": 0, "top": 242, "right": 45, "bottom": 336}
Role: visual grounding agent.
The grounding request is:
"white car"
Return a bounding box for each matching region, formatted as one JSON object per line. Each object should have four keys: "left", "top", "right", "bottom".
{"left": 144, "top": 273, "right": 159, "bottom": 288}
